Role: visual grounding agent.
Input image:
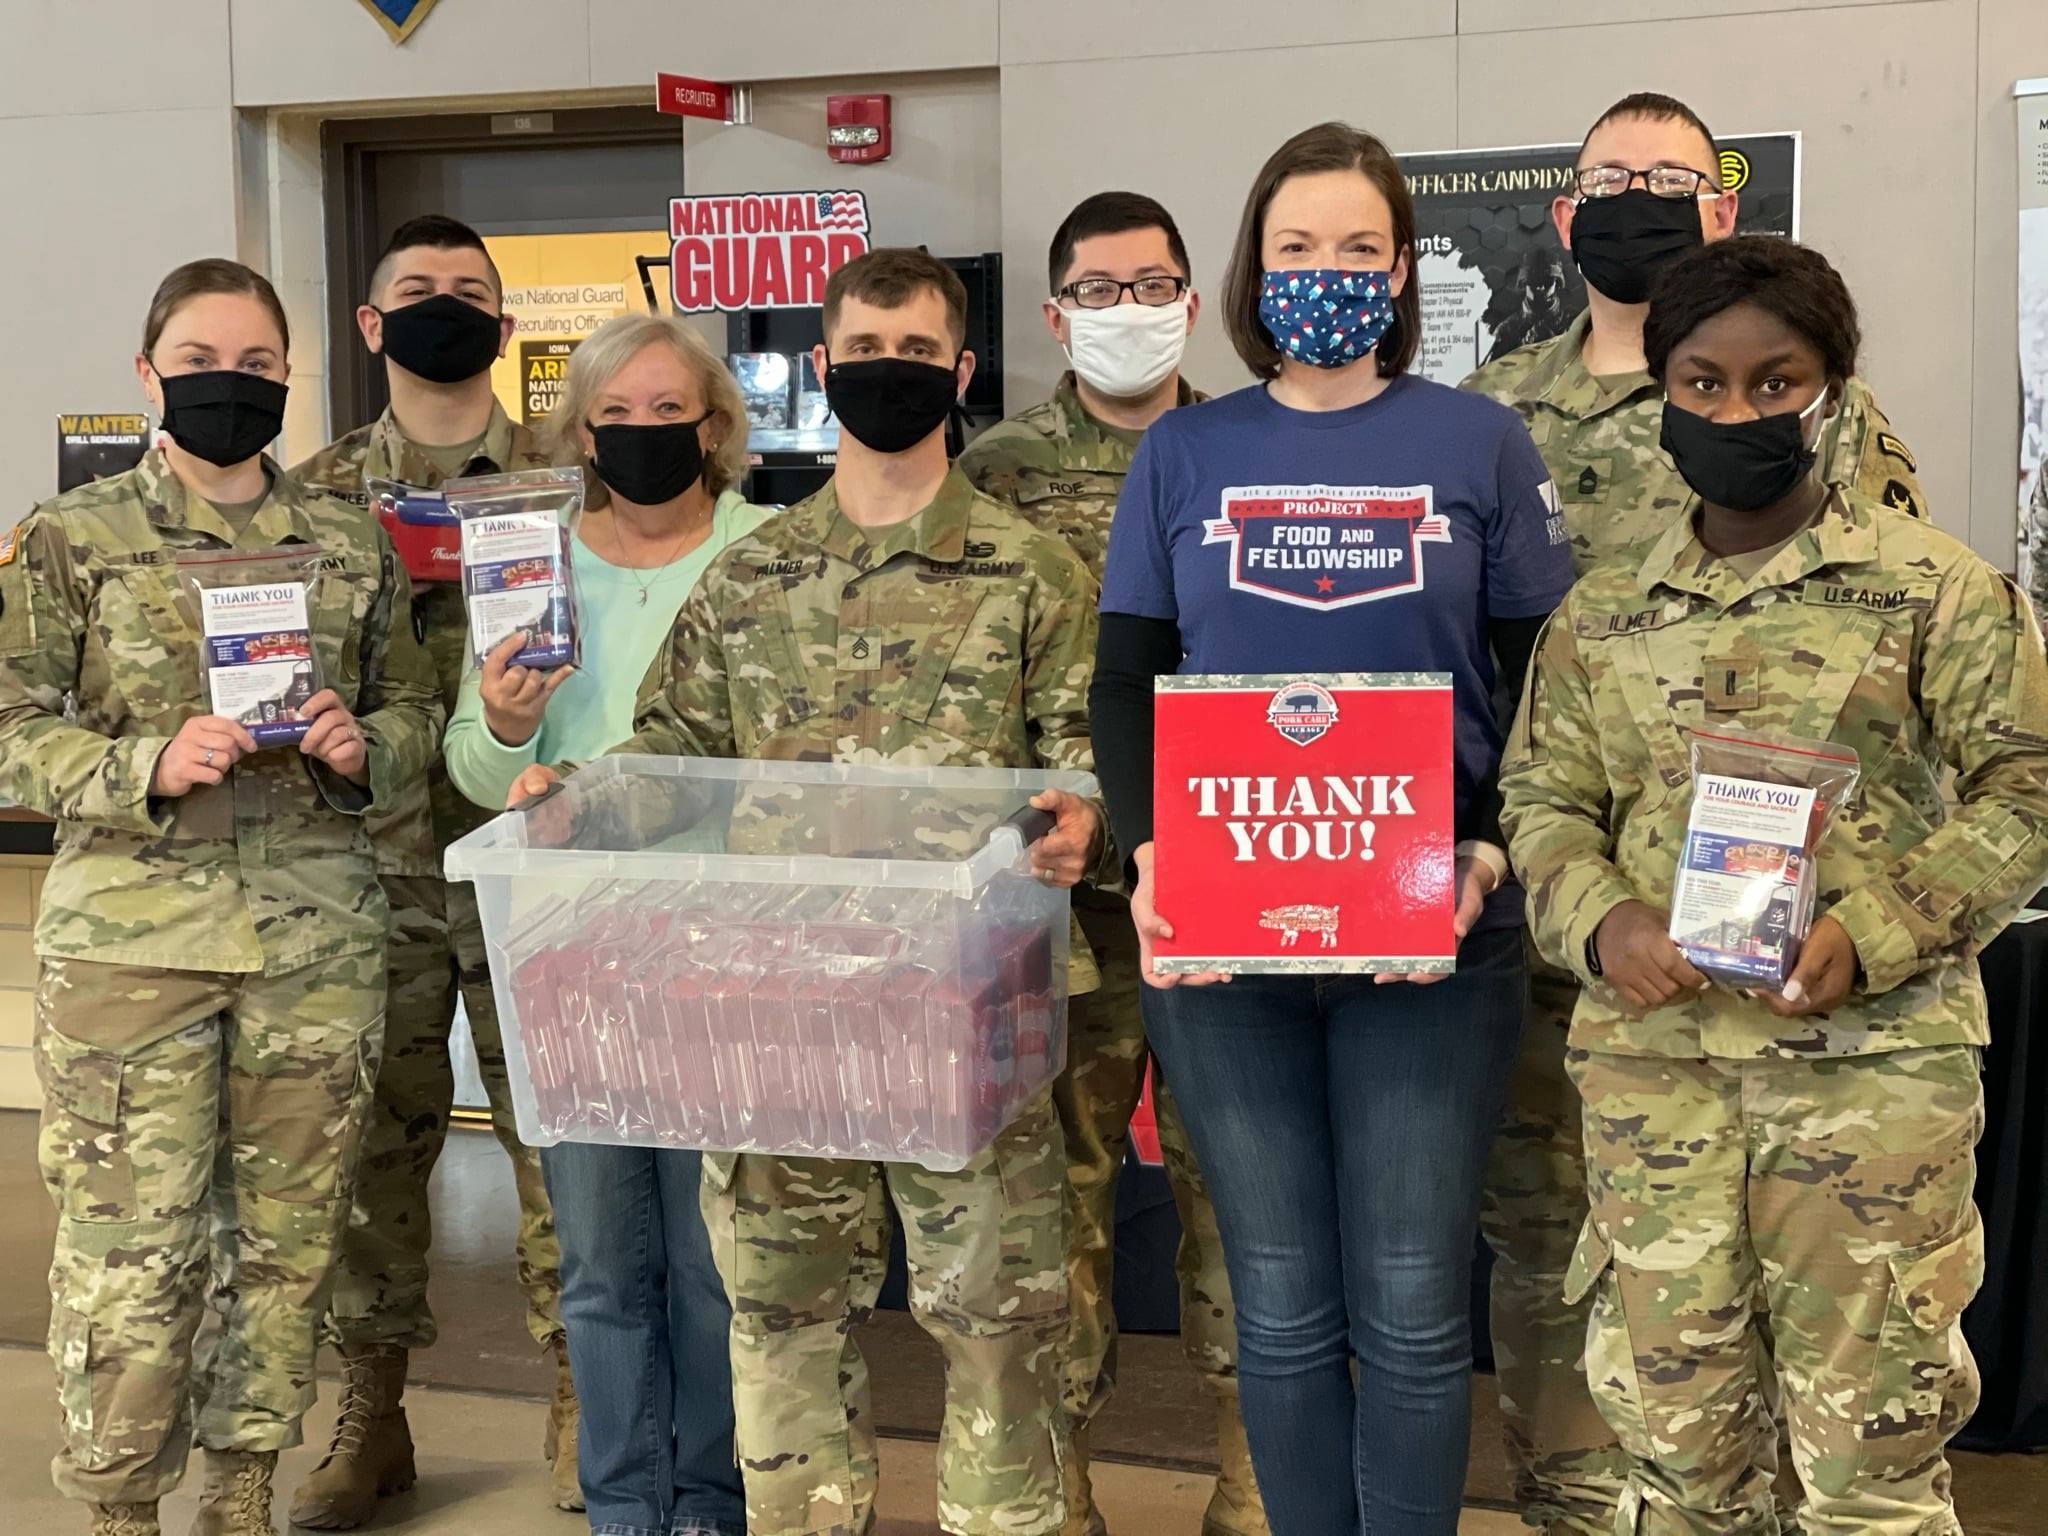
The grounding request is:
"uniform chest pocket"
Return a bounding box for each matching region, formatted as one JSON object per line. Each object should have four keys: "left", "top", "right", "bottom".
{"left": 310, "top": 564, "right": 377, "bottom": 708}
{"left": 98, "top": 564, "right": 201, "bottom": 726}
{"left": 1013, "top": 473, "right": 1120, "bottom": 567}
{"left": 723, "top": 588, "right": 819, "bottom": 741}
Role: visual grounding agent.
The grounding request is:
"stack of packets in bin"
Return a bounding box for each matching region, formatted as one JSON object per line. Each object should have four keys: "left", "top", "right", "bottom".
{"left": 499, "top": 885, "right": 1058, "bottom": 1167}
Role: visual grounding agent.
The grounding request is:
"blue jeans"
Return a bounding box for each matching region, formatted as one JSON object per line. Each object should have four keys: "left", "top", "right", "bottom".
{"left": 542, "top": 1143, "right": 745, "bottom": 1536}
{"left": 1145, "top": 925, "right": 1525, "bottom": 1536}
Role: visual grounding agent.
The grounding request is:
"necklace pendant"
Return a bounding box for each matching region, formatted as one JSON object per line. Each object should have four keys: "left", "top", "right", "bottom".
{"left": 636, "top": 587, "right": 649, "bottom": 606}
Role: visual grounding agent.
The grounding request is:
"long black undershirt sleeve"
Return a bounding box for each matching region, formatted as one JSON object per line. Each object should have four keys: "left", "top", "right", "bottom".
{"left": 1463, "top": 609, "right": 1548, "bottom": 852}
{"left": 1090, "top": 610, "right": 1181, "bottom": 869}
{"left": 1092, "top": 608, "right": 1549, "bottom": 867}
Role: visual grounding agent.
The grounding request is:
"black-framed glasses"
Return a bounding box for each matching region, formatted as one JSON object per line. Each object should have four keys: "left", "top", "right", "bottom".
{"left": 1574, "top": 165, "right": 1719, "bottom": 201}
{"left": 1055, "top": 275, "right": 1189, "bottom": 309}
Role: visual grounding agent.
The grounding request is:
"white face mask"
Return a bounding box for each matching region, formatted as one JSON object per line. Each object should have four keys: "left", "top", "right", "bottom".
{"left": 1062, "top": 295, "right": 1191, "bottom": 401}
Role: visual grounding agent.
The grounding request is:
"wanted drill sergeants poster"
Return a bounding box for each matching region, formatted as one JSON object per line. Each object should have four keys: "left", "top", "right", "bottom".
{"left": 1400, "top": 133, "right": 1801, "bottom": 386}
{"left": 1151, "top": 674, "right": 1456, "bottom": 975}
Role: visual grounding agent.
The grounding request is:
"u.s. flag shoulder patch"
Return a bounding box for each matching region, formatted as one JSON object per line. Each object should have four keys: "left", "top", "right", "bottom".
{"left": 0, "top": 525, "right": 20, "bottom": 567}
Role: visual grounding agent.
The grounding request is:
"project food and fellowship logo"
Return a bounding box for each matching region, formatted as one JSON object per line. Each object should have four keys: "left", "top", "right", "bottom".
{"left": 1204, "top": 483, "right": 1451, "bottom": 608}
{"left": 1267, "top": 680, "right": 1341, "bottom": 747}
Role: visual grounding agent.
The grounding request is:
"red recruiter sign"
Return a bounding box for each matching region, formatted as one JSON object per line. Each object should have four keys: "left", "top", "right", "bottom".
{"left": 1151, "top": 673, "right": 1457, "bottom": 975}
{"left": 656, "top": 73, "right": 741, "bottom": 122}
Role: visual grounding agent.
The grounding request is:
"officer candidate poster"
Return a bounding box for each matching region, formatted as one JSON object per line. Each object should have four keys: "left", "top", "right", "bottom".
{"left": 1401, "top": 133, "right": 1801, "bottom": 387}
{"left": 1151, "top": 674, "right": 1455, "bottom": 975}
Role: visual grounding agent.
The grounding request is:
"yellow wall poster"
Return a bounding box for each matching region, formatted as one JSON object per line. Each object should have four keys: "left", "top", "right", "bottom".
{"left": 482, "top": 231, "right": 672, "bottom": 429}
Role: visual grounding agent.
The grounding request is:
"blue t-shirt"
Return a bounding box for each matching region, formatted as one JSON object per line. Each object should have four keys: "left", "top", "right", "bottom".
{"left": 1100, "top": 375, "right": 1573, "bottom": 925}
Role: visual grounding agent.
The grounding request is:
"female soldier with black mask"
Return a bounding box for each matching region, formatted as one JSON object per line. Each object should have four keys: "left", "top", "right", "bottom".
{"left": 1502, "top": 235, "right": 2048, "bottom": 1535}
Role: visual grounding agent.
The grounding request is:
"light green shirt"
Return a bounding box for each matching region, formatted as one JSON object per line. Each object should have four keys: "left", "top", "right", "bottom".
{"left": 443, "top": 487, "right": 774, "bottom": 811}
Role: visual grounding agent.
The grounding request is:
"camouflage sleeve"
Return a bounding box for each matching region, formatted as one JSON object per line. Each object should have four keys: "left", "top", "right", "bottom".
{"left": 608, "top": 578, "right": 738, "bottom": 762}
{"left": 1023, "top": 554, "right": 1117, "bottom": 883}
{"left": 2029, "top": 475, "right": 2048, "bottom": 623}
{"left": 1457, "top": 349, "right": 1531, "bottom": 406}
{"left": 0, "top": 515, "right": 175, "bottom": 833}
{"left": 1498, "top": 610, "right": 1639, "bottom": 984}
{"left": 318, "top": 532, "right": 444, "bottom": 816}
{"left": 1832, "top": 385, "right": 1927, "bottom": 520}
{"left": 954, "top": 430, "right": 1023, "bottom": 506}
{"left": 1824, "top": 559, "right": 2048, "bottom": 994}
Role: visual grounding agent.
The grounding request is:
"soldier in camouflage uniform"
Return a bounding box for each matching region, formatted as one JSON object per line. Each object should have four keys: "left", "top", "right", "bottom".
{"left": 1501, "top": 235, "right": 2048, "bottom": 1534}
{"left": 1461, "top": 95, "right": 1926, "bottom": 1536}
{"left": 518, "top": 250, "right": 1103, "bottom": 1536}
{"left": 2028, "top": 469, "right": 2048, "bottom": 621}
{"left": 956, "top": 190, "right": 1263, "bottom": 1536}
{"left": 290, "top": 215, "right": 576, "bottom": 1524}
{"left": 0, "top": 261, "right": 441, "bottom": 1536}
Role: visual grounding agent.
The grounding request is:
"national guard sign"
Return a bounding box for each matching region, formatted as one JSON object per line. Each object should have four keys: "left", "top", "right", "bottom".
{"left": 669, "top": 190, "right": 873, "bottom": 312}
{"left": 1202, "top": 483, "right": 1452, "bottom": 608}
{"left": 1151, "top": 673, "right": 1456, "bottom": 974}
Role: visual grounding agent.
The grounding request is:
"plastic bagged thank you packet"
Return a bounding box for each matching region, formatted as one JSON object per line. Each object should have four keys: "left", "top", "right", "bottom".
{"left": 179, "top": 548, "right": 325, "bottom": 747}
{"left": 446, "top": 467, "right": 583, "bottom": 671}
{"left": 1668, "top": 729, "right": 1861, "bottom": 990}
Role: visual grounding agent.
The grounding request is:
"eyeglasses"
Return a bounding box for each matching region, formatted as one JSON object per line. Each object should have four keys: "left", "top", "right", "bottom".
{"left": 1574, "top": 165, "right": 1719, "bottom": 201}
{"left": 1055, "top": 275, "right": 1189, "bottom": 309}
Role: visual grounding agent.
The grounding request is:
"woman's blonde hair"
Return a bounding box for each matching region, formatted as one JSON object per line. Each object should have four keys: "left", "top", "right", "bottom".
{"left": 543, "top": 313, "right": 750, "bottom": 497}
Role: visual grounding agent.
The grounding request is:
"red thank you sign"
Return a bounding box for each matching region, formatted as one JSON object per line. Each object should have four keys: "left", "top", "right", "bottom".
{"left": 1152, "top": 674, "right": 1457, "bottom": 974}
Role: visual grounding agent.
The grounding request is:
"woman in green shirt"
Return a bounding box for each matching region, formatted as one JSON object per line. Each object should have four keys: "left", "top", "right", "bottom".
{"left": 445, "top": 313, "right": 770, "bottom": 1536}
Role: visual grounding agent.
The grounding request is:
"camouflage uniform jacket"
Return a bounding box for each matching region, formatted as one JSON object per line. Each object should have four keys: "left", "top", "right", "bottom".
{"left": 1464, "top": 311, "right": 1927, "bottom": 573}
{"left": 1501, "top": 488, "right": 2048, "bottom": 1059}
{"left": 2029, "top": 470, "right": 2048, "bottom": 622}
{"left": 0, "top": 449, "right": 442, "bottom": 975}
{"left": 614, "top": 469, "right": 1115, "bottom": 896}
{"left": 955, "top": 371, "right": 1203, "bottom": 573}
{"left": 293, "top": 401, "right": 557, "bottom": 874}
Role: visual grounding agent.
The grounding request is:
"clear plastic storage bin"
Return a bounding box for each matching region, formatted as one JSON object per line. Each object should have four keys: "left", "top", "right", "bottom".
{"left": 445, "top": 757, "right": 1090, "bottom": 1171}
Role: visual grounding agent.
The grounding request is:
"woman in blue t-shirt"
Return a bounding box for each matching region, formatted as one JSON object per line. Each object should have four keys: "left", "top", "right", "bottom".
{"left": 1091, "top": 121, "right": 1574, "bottom": 1536}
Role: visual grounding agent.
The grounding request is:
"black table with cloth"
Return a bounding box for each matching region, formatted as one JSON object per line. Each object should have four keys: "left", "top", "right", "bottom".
{"left": 881, "top": 910, "right": 2048, "bottom": 1453}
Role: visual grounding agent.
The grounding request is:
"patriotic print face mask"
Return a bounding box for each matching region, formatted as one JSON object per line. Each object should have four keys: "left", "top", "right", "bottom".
{"left": 1257, "top": 269, "right": 1396, "bottom": 369}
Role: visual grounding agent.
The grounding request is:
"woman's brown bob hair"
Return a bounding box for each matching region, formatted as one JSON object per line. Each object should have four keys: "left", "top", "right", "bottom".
{"left": 1222, "top": 122, "right": 1420, "bottom": 380}
{"left": 142, "top": 259, "right": 291, "bottom": 358}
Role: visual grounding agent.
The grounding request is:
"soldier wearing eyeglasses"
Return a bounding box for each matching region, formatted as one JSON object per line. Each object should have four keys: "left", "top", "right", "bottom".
{"left": 958, "top": 194, "right": 1267, "bottom": 1536}
{"left": 1462, "top": 92, "right": 1925, "bottom": 1536}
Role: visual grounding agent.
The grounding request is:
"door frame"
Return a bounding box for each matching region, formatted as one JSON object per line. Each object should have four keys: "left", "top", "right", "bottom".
{"left": 321, "top": 105, "right": 681, "bottom": 431}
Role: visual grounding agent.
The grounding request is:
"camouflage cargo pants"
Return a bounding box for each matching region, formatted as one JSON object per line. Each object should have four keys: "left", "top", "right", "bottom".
{"left": 1479, "top": 945, "right": 1629, "bottom": 1534}
{"left": 1567, "top": 1046, "right": 1984, "bottom": 1536}
{"left": 1059, "top": 899, "right": 1263, "bottom": 1536}
{"left": 35, "top": 952, "right": 384, "bottom": 1505}
{"left": 701, "top": 1091, "right": 1070, "bottom": 1536}
{"left": 323, "top": 874, "right": 561, "bottom": 1348}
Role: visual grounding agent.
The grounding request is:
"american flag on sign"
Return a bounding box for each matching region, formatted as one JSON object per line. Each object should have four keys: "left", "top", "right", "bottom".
{"left": 816, "top": 191, "right": 870, "bottom": 231}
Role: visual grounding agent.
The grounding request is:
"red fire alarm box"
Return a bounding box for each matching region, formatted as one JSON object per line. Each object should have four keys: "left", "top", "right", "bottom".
{"left": 826, "top": 94, "right": 890, "bottom": 164}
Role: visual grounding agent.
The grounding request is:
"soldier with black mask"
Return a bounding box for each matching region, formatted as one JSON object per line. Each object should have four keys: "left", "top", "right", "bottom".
{"left": 1462, "top": 95, "right": 1926, "bottom": 1536}
{"left": 293, "top": 216, "right": 578, "bottom": 1526}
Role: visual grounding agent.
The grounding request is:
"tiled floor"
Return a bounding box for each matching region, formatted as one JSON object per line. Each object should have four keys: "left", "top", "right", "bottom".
{"left": 3, "top": 1112, "right": 2042, "bottom": 1534}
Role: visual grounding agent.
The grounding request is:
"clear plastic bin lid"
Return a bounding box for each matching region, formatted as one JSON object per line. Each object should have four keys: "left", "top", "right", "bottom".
{"left": 445, "top": 756, "right": 1100, "bottom": 897}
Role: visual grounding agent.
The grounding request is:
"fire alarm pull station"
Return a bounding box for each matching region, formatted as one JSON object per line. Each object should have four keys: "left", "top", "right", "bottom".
{"left": 826, "top": 94, "right": 891, "bottom": 163}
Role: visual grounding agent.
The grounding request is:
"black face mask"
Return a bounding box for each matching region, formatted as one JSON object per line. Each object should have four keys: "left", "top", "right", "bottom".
{"left": 377, "top": 294, "right": 504, "bottom": 384}
{"left": 1570, "top": 190, "right": 1705, "bottom": 304}
{"left": 589, "top": 419, "right": 708, "bottom": 506}
{"left": 1659, "top": 393, "right": 1827, "bottom": 513}
{"left": 156, "top": 370, "right": 289, "bottom": 468}
{"left": 824, "top": 357, "right": 959, "bottom": 454}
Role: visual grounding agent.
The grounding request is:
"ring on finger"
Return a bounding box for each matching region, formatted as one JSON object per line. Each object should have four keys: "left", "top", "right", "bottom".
{"left": 202, "top": 746, "right": 216, "bottom": 767}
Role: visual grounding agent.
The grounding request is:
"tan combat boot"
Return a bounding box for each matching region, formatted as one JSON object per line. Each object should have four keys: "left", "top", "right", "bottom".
{"left": 190, "top": 1450, "right": 276, "bottom": 1536}
{"left": 87, "top": 1504, "right": 160, "bottom": 1536}
{"left": 288, "top": 1343, "right": 416, "bottom": 1530}
{"left": 545, "top": 1336, "right": 584, "bottom": 1511}
{"left": 1060, "top": 1422, "right": 1108, "bottom": 1536}
{"left": 1203, "top": 1404, "right": 1270, "bottom": 1536}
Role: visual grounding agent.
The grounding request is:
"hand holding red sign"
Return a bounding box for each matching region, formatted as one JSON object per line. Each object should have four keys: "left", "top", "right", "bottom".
{"left": 1150, "top": 674, "right": 1457, "bottom": 977}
